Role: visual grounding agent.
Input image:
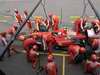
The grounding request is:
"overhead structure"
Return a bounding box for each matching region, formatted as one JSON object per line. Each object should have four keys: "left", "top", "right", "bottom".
{"left": 87, "top": 0, "right": 100, "bottom": 20}
{"left": 41, "top": 0, "right": 48, "bottom": 19}
{"left": 81, "top": 0, "right": 88, "bottom": 17}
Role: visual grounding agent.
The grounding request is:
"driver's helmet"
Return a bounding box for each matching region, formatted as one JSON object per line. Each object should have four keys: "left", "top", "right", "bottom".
{"left": 84, "top": 22, "right": 92, "bottom": 29}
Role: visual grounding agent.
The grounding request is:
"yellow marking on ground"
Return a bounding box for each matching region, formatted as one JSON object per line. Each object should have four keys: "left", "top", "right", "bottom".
{"left": 39, "top": 52, "right": 70, "bottom": 57}
{"left": 62, "top": 56, "right": 65, "bottom": 75}
{"left": 21, "top": 49, "right": 68, "bottom": 75}
{"left": 21, "top": 50, "right": 70, "bottom": 57}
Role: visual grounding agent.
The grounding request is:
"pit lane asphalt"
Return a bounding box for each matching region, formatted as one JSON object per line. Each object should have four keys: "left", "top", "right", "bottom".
{"left": 0, "top": 52, "right": 85, "bottom": 75}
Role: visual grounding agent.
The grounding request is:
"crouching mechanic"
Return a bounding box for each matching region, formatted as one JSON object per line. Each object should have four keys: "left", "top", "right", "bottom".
{"left": 68, "top": 45, "right": 86, "bottom": 64}
{"left": 46, "top": 34, "right": 56, "bottom": 54}
{"left": 28, "top": 45, "right": 39, "bottom": 69}
{"left": 44, "top": 54, "right": 58, "bottom": 75}
{"left": 84, "top": 20, "right": 100, "bottom": 52}
{"left": 23, "top": 36, "right": 37, "bottom": 62}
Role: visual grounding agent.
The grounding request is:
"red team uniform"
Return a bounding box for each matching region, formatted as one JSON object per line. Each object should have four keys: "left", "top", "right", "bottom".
{"left": 45, "top": 55, "right": 57, "bottom": 75}
{"left": 24, "top": 10, "right": 32, "bottom": 31}
{"left": 73, "top": 18, "right": 86, "bottom": 34}
{"left": 28, "top": 45, "right": 38, "bottom": 69}
{"left": 85, "top": 54, "right": 100, "bottom": 74}
{"left": 23, "top": 37, "right": 37, "bottom": 61}
{"left": 48, "top": 13, "right": 59, "bottom": 31}
{"left": 14, "top": 9, "right": 22, "bottom": 24}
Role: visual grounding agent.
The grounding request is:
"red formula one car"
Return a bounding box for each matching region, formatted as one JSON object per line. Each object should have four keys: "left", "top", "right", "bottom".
{"left": 22, "top": 28, "right": 86, "bottom": 51}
